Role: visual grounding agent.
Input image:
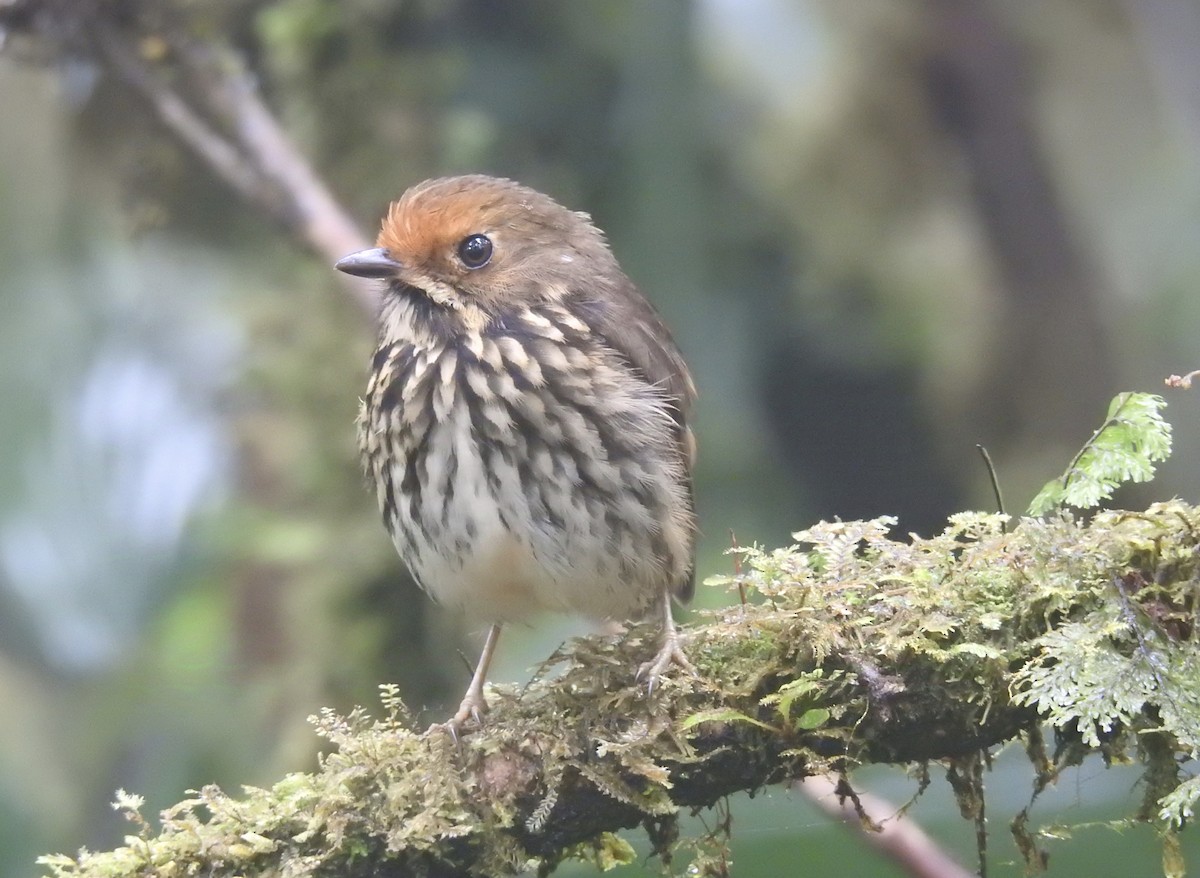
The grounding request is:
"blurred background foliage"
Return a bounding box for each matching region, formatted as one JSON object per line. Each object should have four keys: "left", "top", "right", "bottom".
{"left": 0, "top": 0, "right": 1198, "bottom": 874}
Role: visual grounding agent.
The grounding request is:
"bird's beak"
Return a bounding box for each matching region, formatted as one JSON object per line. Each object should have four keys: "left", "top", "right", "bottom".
{"left": 335, "top": 247, "right": 403, "bottom": 278}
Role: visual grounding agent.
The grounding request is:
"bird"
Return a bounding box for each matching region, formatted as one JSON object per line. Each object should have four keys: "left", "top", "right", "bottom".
{"left": 335, "top": 174, "right": 697, "bottom": 735}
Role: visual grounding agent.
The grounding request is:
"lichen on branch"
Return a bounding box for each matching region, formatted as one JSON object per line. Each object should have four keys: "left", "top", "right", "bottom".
{"left": 40, "top": 501, "right": 1200, "bottom": 877}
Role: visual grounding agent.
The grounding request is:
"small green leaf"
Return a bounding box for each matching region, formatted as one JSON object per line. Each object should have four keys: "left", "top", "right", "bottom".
{"left": 680, "top": 708, "right": 773, "bottom": 731}
{"left": 1028, "top": 392, "right": 1172, "bottom": 516}
{"left": 795, "top": 708, "right": 831, "bottom": 730}
{"left": 761, "top": 674, "right": 826, "bottom": 723}
{"left": 950, "top": 642, "right": 1003, "bottom": 659}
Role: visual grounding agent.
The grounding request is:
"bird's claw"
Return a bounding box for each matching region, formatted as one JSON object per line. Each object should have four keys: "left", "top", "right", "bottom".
{"left": 427, "top": 690, "right": 489, "bottom": 741}
{"left": 425, "top": 622, "right": 501, "bottom": 740}
{"left": 637, "top": 633, "right": 696, "bottom": 693}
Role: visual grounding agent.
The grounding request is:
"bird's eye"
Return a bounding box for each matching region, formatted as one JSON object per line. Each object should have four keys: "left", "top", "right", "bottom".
{"left": 457, "top": 234, "right": 493, "bottom": 269}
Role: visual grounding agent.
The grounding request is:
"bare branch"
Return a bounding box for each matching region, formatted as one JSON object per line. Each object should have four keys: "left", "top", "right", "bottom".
{"left": 168, "top": 38, "right": 375, "bottom": 285}
{"left": 795, "top": 776, "right": 973, "bottom": 878}
{"left": 89, "top": 20, "right": 276, "bottom": 220}
{"left": 1, "top": 0, "right": 379, "bottom": 316}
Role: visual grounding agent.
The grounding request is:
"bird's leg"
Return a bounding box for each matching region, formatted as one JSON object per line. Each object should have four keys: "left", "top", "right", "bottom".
{"left": 435, "top": 623, "right": 502, "bottom": 738}
{"left": 637, "top": 590, "right": 696, "bottom": 690}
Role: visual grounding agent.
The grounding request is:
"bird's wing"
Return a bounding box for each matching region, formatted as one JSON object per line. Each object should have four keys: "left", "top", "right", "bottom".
{"left": 572, "top": 279, "right": 698, "bottom": 601}
{"left": 575, "top": 278, "right": 697, "bottom": 446}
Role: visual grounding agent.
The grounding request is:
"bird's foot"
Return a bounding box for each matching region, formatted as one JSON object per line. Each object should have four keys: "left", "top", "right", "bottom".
{"left": 425, "top": 622, "right": 502, "bottom": 740}
{"left": 427, "top": 689, "right": 489, "bottom": 740}
{"left": 637, "top": 628, "right": 696, "bottom": 693}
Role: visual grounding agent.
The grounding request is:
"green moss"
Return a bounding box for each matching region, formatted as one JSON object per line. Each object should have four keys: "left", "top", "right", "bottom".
{"left": 37, "top": 499, "right": 1200, "bottom": 877}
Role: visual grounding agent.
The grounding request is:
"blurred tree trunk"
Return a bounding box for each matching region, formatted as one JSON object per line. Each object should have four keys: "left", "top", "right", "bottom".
{"left": 1124, "top": 0, "right": 1200, "bottom": 152}
{"left": 921, "top": 0, "right": 1116, "bottom": 452}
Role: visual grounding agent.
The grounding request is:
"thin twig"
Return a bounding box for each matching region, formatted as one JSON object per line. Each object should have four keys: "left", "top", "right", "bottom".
{"left": 90, "top": 20, "right": 269, "bottom": 212}
{"left": 795, "top": 775, "right": 973, "bottom": 878}
{"left": 1165, "top": 369, "right": 1200, "bottom": 389}
{"left": 729, "top": 529, "right": 746, "bottom": 607}
{"left": 975, "top": 444, "right": 1007, "bottom": 524}
{"left": 87, "top": 12, "right": 378, "bottom": 316}
{"left": 171, "top": 40, "right": 374, "bottom": 285}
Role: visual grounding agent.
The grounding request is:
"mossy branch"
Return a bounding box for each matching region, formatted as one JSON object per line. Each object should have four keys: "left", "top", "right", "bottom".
{"left": 42, "top": 503, "right": 1200, "bottom": 877}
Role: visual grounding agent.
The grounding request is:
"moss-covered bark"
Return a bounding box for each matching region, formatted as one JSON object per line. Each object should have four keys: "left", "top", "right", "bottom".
{"left": 40, "top": 503, "right": 1200, "bottom": 877}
